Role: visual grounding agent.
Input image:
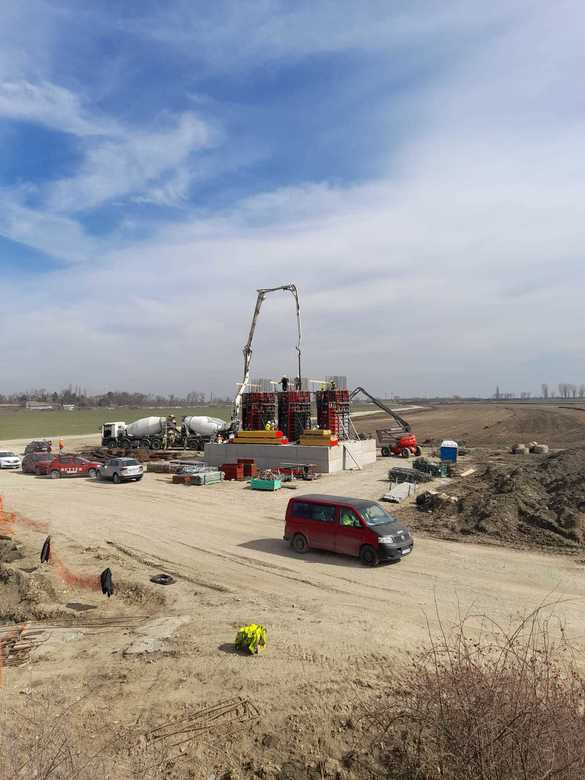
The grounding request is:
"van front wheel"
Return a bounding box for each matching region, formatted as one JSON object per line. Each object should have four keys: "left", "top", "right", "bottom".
{"left": 360, "top": 545, "right": 379, "bottom": 567}
{"left": 292, "top": 534, "right": 309, "bottom": 554}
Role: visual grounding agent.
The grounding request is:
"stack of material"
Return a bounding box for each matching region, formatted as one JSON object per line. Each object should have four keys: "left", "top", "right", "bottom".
{"left": 237, "top": 458, "right": 257, "bottom": 478}
{"left": 221, "top": 463, "right": 245, "bottom": 481}
{"left": 413, "top": 458, "right": 450, "bottom": 478}
{"left": 232, "top": 430, "right": 289, "bottom": 445}
{"left": 299, "top": 429, "right": 339, "bottom": 447}
{"left": 389, "top": 467, "right": 432, "bottom": 484}
{"left": 173, "top": 466, "right": 218, "bottom": 484}
{"left": 192, "top": 470, "right": 223, "bottom": 486}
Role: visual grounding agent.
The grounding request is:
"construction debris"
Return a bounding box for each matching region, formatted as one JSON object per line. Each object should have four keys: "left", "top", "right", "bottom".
{"left": 412, "top": 446, "right": 585, "bottom": 549}
{"left": 389, "top": 467, "right": 432, "bottom": 484}
{"left": 413, "top": 458, "right": 450, "bottom": 478}
{"left": 146, "top": 697, "right": 260, "bottom": 746}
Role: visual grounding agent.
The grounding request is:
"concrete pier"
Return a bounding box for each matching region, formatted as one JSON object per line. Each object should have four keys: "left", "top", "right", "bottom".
{"left": 203, "top": 439, "right": 376, "bottom": 474}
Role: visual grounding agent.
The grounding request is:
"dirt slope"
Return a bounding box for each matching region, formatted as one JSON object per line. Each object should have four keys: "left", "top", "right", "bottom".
{"left": 355, "top": 403, "right": 585, "bottom": 448}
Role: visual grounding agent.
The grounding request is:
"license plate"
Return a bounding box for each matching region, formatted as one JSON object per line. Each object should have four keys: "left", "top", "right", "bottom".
{"left": 401, "top": 547, "right": 411, "bottom": 556}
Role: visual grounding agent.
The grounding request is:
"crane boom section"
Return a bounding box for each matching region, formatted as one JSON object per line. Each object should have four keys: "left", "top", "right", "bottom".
{"left": 349, "top": 386, "right": 411, "bottom": 433}
{"left": 233, "top": 285, "right": 302, "bottom": 423}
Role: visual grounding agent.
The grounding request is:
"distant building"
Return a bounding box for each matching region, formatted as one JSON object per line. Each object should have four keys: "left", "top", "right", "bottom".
{"left": 62, "top": 404, "right": 76, "bottom": 411}
{"left": 25, "top": 401, "right": 54, "bottom": 410}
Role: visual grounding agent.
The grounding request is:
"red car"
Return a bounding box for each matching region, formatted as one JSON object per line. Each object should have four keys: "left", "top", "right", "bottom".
{"left": 21, "top": 452, "right": 54, "bottom": 475}
{"left": 284, "top": 494, "right": 413, "bottom": 566}
{"left": 40, "top": 454, "right": 101, "bottom": 479}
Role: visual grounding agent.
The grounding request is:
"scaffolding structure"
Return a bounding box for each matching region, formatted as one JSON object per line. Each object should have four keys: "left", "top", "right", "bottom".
{"left": 277, "top": 391, "right": 311, "bottom": 442}
{"left": 316, "top": 389, "right": 351, "bottom": 440}
{"left": 241, "top": 392, "right": 278, "bottom": 431}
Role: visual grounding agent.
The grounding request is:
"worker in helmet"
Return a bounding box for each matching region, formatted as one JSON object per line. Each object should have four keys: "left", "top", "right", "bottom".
{"left": 58, "top": 438, "right": 65, "bottom": 453}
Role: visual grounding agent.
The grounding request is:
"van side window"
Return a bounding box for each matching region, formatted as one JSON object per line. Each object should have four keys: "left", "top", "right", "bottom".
{"left": 311, "top": 504, "right": 335, "bottom": 523}
{"left": 293, "top": 502, "right": 335, "bottom": 523}
{"left": 293, "top": 502, "right": 312, "bottom": 519}
{"left": 340, "top": 509, "right": 361, "bottom": 528}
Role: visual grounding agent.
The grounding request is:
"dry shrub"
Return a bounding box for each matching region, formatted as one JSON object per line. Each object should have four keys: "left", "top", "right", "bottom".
{"left": 372, "top": 606, "right": 585, "bottom": 779}
{"left": 0, "top": 690, "right": 182, "bottom": 779}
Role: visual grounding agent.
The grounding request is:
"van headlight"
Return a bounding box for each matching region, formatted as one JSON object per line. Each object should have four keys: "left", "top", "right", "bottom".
{"left": 379, "top": 535, "right": 395, "bottom": 543}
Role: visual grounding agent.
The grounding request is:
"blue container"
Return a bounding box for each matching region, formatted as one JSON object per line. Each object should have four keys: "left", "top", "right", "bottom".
{"left": 440, "top": 440, "right": 458, "bottom": 463}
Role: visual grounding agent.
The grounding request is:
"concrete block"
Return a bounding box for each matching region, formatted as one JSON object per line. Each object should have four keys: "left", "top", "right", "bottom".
{"left": 203, "top": 439, "right": 376, "bottom": 474}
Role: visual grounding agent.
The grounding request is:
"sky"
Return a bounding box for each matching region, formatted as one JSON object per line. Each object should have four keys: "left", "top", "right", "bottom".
{"left": 1, "top": 0, "right": 584, "bottom": 398}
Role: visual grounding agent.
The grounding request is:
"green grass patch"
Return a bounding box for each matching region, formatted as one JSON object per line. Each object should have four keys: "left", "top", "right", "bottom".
{"left": 0, "top": 406, "right": 232, "bottom": 441}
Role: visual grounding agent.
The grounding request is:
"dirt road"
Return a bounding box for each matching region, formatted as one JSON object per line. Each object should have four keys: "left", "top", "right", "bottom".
{"left": 3, "top": 459, "right": 585, "bottom": 658}
{"left": 3, "top": 421, "right": 585, "bottom": 775}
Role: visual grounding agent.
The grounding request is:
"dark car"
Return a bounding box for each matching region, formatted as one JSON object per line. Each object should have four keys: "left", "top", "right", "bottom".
{"left": 43, "top": 455, "right": 101, "bottom": 479}
{"left": 22, "top": 451, "right": 54, "bottom": 475}
{"left": 24, "top": 440, "right": 52, "bottom": 455}
{"left": 284, "top": 494, "right": 413, "bottom": 566}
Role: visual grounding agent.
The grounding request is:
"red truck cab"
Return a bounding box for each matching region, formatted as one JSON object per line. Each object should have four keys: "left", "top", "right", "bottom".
{"left": 284, "top": 494, "right": 413, "bottom": 566}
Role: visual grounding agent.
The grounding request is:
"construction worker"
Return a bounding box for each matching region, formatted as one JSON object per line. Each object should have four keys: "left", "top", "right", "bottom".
{"left": 281, "top": 376, "right": 289, "bottom": 392}
{"left": 341, "top": 508, "right": 356, "bottom": 527}
{"left": 58, "top": 438, "right": 65, "bottom": 453}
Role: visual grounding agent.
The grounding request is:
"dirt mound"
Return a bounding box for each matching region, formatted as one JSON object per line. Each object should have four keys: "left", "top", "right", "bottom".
{"left": 0, "top": 562, "right": 66, "bottom": 623}
{"left": 414, "top": 446, "right": 585, "bottom": 550}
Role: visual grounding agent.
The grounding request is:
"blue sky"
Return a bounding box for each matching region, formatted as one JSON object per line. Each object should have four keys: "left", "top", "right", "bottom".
{"left": 1, "top": 1, "right": 584, "bottom": 397}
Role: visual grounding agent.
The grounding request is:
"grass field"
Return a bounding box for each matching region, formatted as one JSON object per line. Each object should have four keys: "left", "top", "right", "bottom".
{"left": 0, "top": 406, "right": 233, "bottom": 441}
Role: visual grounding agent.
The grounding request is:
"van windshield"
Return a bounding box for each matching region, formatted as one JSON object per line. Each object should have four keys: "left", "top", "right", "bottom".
{"left": 361, "top": 502, "right": 398, "bottom": 527}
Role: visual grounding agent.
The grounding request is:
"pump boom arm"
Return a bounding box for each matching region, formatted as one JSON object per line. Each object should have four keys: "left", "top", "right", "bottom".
{"left": 232, "top": 285, "right": 302, "bottom": 423}
{"left": 349, "top": 386, "right": 411, "bottom": 434}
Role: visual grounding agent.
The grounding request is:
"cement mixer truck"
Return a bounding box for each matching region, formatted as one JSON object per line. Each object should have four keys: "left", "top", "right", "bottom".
{"left": 100, "top": 415, "right": 232, "bottom": 450}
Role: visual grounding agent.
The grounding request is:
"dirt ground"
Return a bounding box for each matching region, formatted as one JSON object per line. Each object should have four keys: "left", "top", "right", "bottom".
{"left": 2, "top": 405, "right": 585, "bottom": 778}
{"left": 354, "top": 402, "right": 585, "bottom": 448}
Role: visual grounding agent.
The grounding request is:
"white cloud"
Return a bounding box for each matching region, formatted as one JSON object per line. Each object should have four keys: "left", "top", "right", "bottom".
{"left": 47, "top": 112, "right": 215, "bottom": 213}
{"left": 0, "top": 79, "right": 116, "bottom": 137}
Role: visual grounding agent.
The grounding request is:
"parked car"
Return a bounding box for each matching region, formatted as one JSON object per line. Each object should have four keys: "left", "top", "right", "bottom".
{"left": 284, "top": 494, "right": 413, "bottom": 566}
{"left": 44, "top": 455, "right": 101, "bottom": 479}
{"left": 0, "top": 451, "right": 21, "bottom": 469}
{"left": 24, "top": 440, "right": 52, "bottom": 454}
{"left": 98, "top": 458, "right": 144, "bottom": 483}
{"left": 22, "top": 452, "right": 55, "bottom": 475}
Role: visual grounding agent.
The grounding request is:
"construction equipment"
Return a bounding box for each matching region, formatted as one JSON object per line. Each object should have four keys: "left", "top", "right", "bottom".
{"left": 100, "top": 415, "right": 232, "bottom": 450}
{"left": 232, "top": 285, "right": 302, "bottom": 427}
{"left": 349, "top": 386, "right": 420, "bottom": 458}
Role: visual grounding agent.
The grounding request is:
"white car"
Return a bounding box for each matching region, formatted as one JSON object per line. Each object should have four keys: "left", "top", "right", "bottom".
{"left": 0, "top": 451, "right": 22, "bottom": 469}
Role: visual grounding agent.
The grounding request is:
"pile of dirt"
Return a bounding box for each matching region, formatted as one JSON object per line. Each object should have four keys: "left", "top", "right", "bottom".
{"left": 411, "top": 446, "right": 585, "bottom": 550}
{"left": 0, "top": 562, "right": 65, "bottom": 623}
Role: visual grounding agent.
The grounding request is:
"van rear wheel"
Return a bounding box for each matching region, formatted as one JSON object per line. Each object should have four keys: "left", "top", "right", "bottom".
{"left": 360, "top": 545, "right": 379, "bottom": 566}
{"left": 292, "top": 533, "right": 309, "bottom": 554}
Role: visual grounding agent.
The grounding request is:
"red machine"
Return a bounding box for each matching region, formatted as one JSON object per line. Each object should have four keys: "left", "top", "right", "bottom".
{"left": 349, "top": 386, "right": 420, "bottom": 458}
{"left": 376, "top": 430, "right": 421, "bottom": 458}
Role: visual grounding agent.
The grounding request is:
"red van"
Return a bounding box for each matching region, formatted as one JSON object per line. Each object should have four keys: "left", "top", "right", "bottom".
{"left": 284, "top": 494, "right": 413, "bottom": 566}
